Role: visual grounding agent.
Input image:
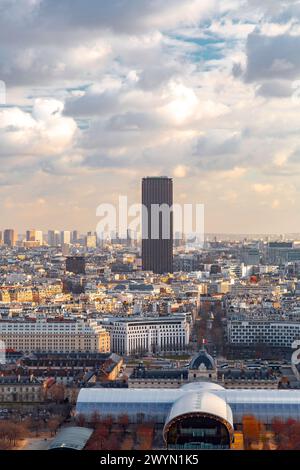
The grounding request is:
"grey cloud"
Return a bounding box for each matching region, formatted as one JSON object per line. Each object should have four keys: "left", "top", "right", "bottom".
{"left": 257, "top": 80, "right": 293, "bottom": 98}
{"left": 106, "top": 112, "right": 164, "bottom": 132}
{"left": 0, "top": 0, "right": 208, "bottom": 43}
{"left": 84, "top": 154, "right": 128, "bottom": 169}
{"left": 65, "top": 91, "right": 121, "bottom": 117}
{"left": 232, "top": 62, "right": 244, "bottom": 79}
{"left": 138, "top": 65, "right": 180, "bottom": 90}
{"left": 192, "top": 133, "right": 243, "bottom": 171}
{"left": 246, "top": 33, "right": 300, "bottom": 82}
{"left": 194, "top": 133, "right": 241, "bottom": 157}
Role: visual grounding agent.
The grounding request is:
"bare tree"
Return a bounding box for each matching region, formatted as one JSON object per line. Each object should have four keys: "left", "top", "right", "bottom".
{"left": 47, "top": 417, "right": 61, "bottom": 436}
{"left": 76, "top": 413, "right": 86, "bottom": 427}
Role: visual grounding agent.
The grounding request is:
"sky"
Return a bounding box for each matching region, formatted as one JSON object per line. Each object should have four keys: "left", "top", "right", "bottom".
{"left": 1, "top": 0, "right": 300, "bottom": 233}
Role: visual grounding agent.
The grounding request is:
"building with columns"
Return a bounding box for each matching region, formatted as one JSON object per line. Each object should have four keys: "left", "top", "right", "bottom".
{"left": 93, "top": 314, "right": 190, "bottom": 355}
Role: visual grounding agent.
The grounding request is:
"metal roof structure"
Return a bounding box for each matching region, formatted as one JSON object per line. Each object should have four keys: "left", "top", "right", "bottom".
{"left": 165, "top": 390, "right": 233, "bottom": 428}
{"left": 48, "top": 426, "right": 93, "bottom": 451}
{"left": 76, "top": 382, "right": 300, "bottom": 424}
{"left": 163, "top": 390, "right": 234, "bottom": 444}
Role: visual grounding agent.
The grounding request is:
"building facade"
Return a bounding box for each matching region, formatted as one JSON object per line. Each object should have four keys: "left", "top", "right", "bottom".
{"left": 0, "top": 376, "right": 43, "bottom": 403}
{"left": 227, "top": 319, "right": 300, "bottom": 348}
{"left": 97, "top": 315, "right": 190, "bottom": 355}
{"left": 0, "top": 319, "right": 110, "bottom": 354}
{"left": 3, "top": 229, "right": 16, "bottom": 247}
{"left": 142, "top": 176, "right": 173, "bottom": 274}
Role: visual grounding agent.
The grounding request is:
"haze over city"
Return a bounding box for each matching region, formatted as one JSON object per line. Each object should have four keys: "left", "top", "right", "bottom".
{"left": 1, "top": 1, "right": 300, "bottom": 233}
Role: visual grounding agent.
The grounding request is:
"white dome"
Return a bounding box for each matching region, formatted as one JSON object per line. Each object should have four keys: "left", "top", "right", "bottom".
{"left": 164, "top": 390, "right": 234, "bottom": 440}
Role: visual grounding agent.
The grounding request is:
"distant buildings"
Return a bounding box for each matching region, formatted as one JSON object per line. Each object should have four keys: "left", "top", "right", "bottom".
{"left": 25, "top": 229, "right": 43, "bottom": 247}
{"left": 3, "top": 229, "right": 16, "bottom": 247}
{"left": 60, "top": 230, "right": 71, "bottom": 245}
{"left": 71, "top": 230, "right": 78, "bottom": 244}
{"left": 267, "top": 242, "right": 295, "bottom": 264}
{"left": 241, "top": 247, "right": 260, "bottom": 265}
{"left": 48, "top": 230, "right": 60, "bottom": 246}
{"left": 86, "top": 233, "right": 97, "bottom": 248}
{"left": 142, "top": 176, "right": 173, "bottom": 274}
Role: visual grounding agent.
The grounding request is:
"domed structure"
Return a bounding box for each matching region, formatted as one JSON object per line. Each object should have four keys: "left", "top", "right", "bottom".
{"left": 189, "top": 347, "right": 215, "bottom": 371}
{"left": 163, "top": 390, "right": 234, "bottom": 450}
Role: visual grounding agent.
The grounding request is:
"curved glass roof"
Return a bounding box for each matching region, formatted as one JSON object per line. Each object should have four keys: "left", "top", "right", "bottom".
{"left": 165, "top": 391, "right": 233, "bottom": 428}
{"left": 48, "top": 426, "right": 93, "bottom": 451}
{"left": 76, "top": 385, "right": 300, "bottom": 424}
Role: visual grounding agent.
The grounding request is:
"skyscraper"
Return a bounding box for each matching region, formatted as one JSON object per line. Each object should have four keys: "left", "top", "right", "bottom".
{"left": 71, "top": 230, "right": 78, "bottom": 244}
{"left": 142, "top": 176, "right": 173, "bottom": 274}
{"left": 4, "top": 229, "right": 16, "bottom": 247}
{"left": 48, "top": 230, "right": 60, "bottom": 247}
{"left": 60, "top": 231, "right": 71, "bottom": 245}
{"left": 26, "top": 229, "right": 43, "bottom": 246}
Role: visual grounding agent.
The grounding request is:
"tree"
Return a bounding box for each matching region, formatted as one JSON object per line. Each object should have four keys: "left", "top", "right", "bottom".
{"left": 6, "top": 423, "right": 26, "bottom": 447}
{"left": 85, "top": 426, "right": 113, "bottom": 451}
{"left": 76, "top": 413, "right": 86, "bottom": 427}
{"left": 90, "top": 411, "right": 101, "bottom": 429}
{"left": 0, "top": 439, "right": 10, "bottom": 450}
{"left": 47, "top": 417, "right": 61, "bottom": 436}
{"left": 119, "top": 414, "right": 129, "bottom": 432}
{"left": 102, "top": 415, "right": 113, "bottom": 432}
{"left": 48, "top": 383, "right": 66, "bottom": 403}
{"left": 121, "top": 435, "right": 134, "bottom": 450}
{"left": 242, "top": 415, "right": 261, "bottom": 449}
{"left": 29, "top": 417, "right": 44, "bottom": 437}
{"left": 272, "top": 418, "right": 285, "bottom": 446}
{"left": 106, "top": 434, "right": 119, "bottom": 450}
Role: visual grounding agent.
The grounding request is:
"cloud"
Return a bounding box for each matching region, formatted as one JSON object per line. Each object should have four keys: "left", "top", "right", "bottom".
{"left": 173, "top": 165, "right": 189, "bottom": 178}
{"left": 253, "top": 183, "right": 274, "bottom": 194}
{"left": 246, "top": 33, "right": 300, "bottom": 82}
{"left": 257, "top": 80, "right": 293, "bottom": 98}
{"left": 0, "top": 98, "right": 77, "bottom": 156}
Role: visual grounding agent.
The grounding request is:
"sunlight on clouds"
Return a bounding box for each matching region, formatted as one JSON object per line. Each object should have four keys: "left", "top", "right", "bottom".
{"left": 173, "top": 165, "right": 189, "bottom": 178}
{"left": 253, "top": 184, "right": 274, "bottom": 194}
{"left": 164, "top": 82, "right": 198, "bottom": 124}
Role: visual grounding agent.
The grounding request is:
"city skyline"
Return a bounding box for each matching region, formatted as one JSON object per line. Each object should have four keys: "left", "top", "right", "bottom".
{"left": 1, "top": 2, "right": 300, "bottom": 233}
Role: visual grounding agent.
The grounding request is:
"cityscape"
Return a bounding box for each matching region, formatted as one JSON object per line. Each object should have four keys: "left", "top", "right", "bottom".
{"left": 0, "top": 176, "right": 300, "bottom": 453}
{"left": 1, "top": 0, "right": 300, "bottom": 462}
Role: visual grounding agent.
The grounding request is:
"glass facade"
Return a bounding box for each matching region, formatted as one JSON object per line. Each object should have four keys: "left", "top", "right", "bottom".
{"left": 76, "top": 400, "right": 173, "bottom": 423}
{"left": 165, "top": 415, "right": 231, "bottom": 449}
{"left": 76, "top": 387, "right": 300, "bottom": 427}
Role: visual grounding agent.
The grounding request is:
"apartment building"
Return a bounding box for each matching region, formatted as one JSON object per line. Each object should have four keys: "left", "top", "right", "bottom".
{"left": 0, "top": 319, "right": 110, "bottom": 354}
{"left": 227, "top": 319, "right": 300, "bottom": 348}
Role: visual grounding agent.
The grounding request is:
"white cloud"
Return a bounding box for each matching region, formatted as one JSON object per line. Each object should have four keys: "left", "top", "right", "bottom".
{"left": 0, "top": 98, "right": 77, "bottom": 156}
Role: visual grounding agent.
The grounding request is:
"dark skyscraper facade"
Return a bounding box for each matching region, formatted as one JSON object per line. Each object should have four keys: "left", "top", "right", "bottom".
{"left": 142, "top": 177, "right": 173, "bottom": 274}
{"left": 3, "top": 229, "right": 16, "bottom": 247}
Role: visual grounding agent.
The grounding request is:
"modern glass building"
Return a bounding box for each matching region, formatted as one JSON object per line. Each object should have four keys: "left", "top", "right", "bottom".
{"left": 163, "top": 390, "right": 234, "bottom": 449}
{"left": 76, "top": 382, "right": 300, "bottom": 449}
